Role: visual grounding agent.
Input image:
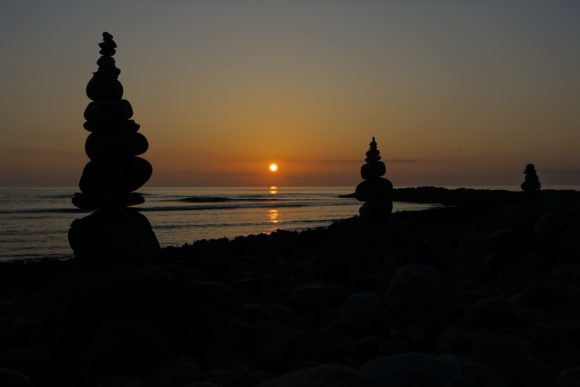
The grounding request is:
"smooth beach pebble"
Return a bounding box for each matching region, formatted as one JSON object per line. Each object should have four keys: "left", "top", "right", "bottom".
{"left": 255, "top": 364, "right": 363, "bottom": 387}
{"left": 340, "top": 292, "right": 386, "bottom": 328}
{"left": 360, "top": 353, "right": 506, "bottom": 387}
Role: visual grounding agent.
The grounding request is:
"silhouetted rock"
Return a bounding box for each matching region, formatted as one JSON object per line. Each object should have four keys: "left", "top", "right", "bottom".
{"left": 4, "top": 188, "right": 580, "bottom": 385}
{"left": 552, "top": 265, "right": 580, "bottom": 286}
{"left": 72, "top": 192, "right": 144, "bottom": 210}
{"left": 259, "top": 334, "right": 310, "bottom": 371}
{"left": 97, "top": 377, "right": 136, "bottom": 387}
{"left": 470, "top": 336, "right": 547, "bottom": 387}
{"left": 385, "top": 263, "right": 445, "bottom": 321}
{"left": 70, "top": 32, "right": 159, "bottom": 260}
{"left": 461, "top": 297, "right": 523, "bottom": 333}
{"left": 0, "top": 347, "right": 56, "bottom": 385}
{"left": 340, "top": 292, "right": 386, "bottom": 328}
{"left": 78, "top": 157, "right": 152, "bottom": 195}
{"left": 205, "top": 365, "right": 259, "bottom": 386}
{"left": 68, "top": 209, "right": 160, "bottom": 261}
{"left": 255, "top": 321, "right": 293, "bottom": 354}
{"left": 141, "top": 360, "right": 200, "bottom": 387}
{"left": 435, "top": 327, "right": 481, "bottom": 355}
{"left": 521, "top": 164, "right": 541, "bottom": 192}
{"left": 520, "top": 279, "right": 567, "bottom": 309}
{"left": 361, "top": 353, "right": 507, "bottom": 386}
{"left": 355, "top": 137, "right": 393, "bottom": 221}
{"left": 557, "top": 225, "right": 580, "bottom": 264}
{"left": 182, "top": 281, "right": 242, "bottom": 314}
{"left": 74, "top": 32, "right": 153, "bottom": 208}
{"left": 0, "top": 367, "right": 30, "bottom": 387}
{"left": 79, "top": 320, "right": 173, "bottom": 383}
{"left": 84, "top": 99, "right": 133, "bottom": 122}
{"left": 287, "top": 281, "right": 348, "bottom": 311}
{"left": 558, "top": 368, "right": 580, "bottom": 387}
{"left": 85, "top": 131, "right": 148, "bottom": 160}
{"left": 256, "top": 364, "right": 362, "bottom": 387}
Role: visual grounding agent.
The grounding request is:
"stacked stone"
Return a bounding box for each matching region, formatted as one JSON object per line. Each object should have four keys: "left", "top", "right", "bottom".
{"left": 354, "top": 137, "right": 393, "bottom": 221}
{"left": 69, "top": 33, "right": 159, "bottom": 260}
{"left": 72, "top": 32, "right": 152, "bottom": 209}
{"left": 521, "top": 163, "right": 541, "bottom": 192}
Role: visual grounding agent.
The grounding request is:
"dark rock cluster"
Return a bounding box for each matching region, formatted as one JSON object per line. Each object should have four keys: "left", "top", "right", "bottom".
{"left": 521, "top": 163, "right": 541, "bottom": 192}
{"left": 0, "top": 190, "right": 580, "bottom": 386}
{"left": 355, "top": 137, "right": 393, "bottom": 221}
{"left": 69, "top": 33, "right": 159, "bottom": 260}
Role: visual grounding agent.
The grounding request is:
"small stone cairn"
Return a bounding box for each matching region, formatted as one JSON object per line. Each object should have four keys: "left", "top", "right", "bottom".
{"left": 521, "top": 163, "right": 541, "bottom": 192}
{"left": 69, "top": 32, "right": 159, "bottom": 260}
{"left": 354, "top": 137, "right": 394, "bottom": 221}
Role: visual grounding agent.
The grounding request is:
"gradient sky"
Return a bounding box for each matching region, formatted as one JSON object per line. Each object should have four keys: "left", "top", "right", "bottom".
{"left": 1, "top": 0, "right": 579, "bottom": 187}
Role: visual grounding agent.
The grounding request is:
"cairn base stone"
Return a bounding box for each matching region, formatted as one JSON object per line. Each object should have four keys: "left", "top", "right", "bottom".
{"left": 69, "top": 209, "right": 160, "bottom": 261}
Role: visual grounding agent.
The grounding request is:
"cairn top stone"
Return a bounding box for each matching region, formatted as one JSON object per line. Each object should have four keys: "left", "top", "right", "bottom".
{"left": 365, "top": 137, "right": 382, "bottom": 163}
{"left": 360, "top": 136, "right": 386, "bottom": 180}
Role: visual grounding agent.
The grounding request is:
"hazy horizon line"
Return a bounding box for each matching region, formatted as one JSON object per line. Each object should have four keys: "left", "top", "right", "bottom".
{"left": 2, "top": 184, "right": 579, "bottom": 190}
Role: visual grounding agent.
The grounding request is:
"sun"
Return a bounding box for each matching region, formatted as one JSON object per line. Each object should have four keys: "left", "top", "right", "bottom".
{"left": 268, "top": 163, "right": 278, "bottom": 173}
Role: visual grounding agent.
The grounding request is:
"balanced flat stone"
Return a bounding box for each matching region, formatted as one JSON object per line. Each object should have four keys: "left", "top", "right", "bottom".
{"left": 79, "top": 157, "right": 153, "bottom": 195}
{"left": 84, "top": 99, "right": 133, "bottom": 122}
{"left": 85, "top": 131, "right": 149, "bottom": 160}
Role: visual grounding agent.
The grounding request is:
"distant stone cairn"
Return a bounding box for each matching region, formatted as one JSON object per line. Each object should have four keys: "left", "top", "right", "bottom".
{"left": 69, "top": 32, "right": 159, "bottom": 260}
{"left": 354, "top": 137, "right": 394, "bottom": 221}
{"left": 521, "top": 163, "right": 541, "bottom": 192}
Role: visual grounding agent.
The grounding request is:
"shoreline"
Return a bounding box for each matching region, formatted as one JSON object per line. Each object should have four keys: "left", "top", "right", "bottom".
{"left": 1, "top": 187, "right": 578, "bottom": 265}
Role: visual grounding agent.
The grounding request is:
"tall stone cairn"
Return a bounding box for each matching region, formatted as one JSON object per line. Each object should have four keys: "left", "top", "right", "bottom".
{"left": 73, "top": 32, "right": 151, "bottom": 209}
{"left": 521, "top": 163, "right": 541, "bottom": 192}
{"left": 354, "top": 137, "right": 393, "bottom": 221}
{"left": 69, "top": 32, "right": 159, "bottom": 260}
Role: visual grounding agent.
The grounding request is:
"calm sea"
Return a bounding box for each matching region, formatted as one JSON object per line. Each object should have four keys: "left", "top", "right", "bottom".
{"left": 0, "top": 187, "right": 437, "bottom": 261}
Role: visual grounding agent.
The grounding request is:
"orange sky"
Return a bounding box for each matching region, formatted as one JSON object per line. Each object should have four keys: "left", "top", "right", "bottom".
{"left": 1, "top": 1, "right": 579, "bottom": 188}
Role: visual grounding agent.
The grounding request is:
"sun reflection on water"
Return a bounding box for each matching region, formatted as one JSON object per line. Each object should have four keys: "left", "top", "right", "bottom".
{"left": 266, "top": 208, "right": 282, "bottom": 234}
{"left": 269, "top": 186, "right": 278, "bottom": 195}
{"left": 267, "top": 209, "right": 280, "bottom": 224}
